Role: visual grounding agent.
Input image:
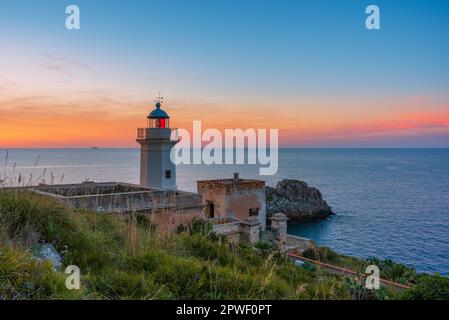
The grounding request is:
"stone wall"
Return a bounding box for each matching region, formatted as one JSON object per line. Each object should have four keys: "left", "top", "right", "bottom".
{"left": 28, "top": 182, "right": 203, "bottom": 215}
{"left": 24, "top": 182, "right": 205, "bottom": 235}
{"left": 150, "top": 208, "right": 204, "bottom": 233}
{"left": 212, "top": 221, "right": 242, "bottom": 244}
{"left": 285, "top": 235, "right": 316, "bottom": 253}
{"left": 270, "top": 213, "right": 289, "bottom": 247}
{"left": 212, "top": 217, "right": 261, "bottom": 244}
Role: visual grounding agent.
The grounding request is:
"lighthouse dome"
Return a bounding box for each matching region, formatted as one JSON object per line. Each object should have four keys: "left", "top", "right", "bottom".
{"left": 148, "top": 102, "right": 169, "bottom": 119}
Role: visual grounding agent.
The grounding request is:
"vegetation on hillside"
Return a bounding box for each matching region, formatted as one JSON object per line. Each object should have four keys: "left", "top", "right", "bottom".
{"left": 302, "top": 246, "right": 449, "bottom": 299}
{"left": 0, "top": 190, "right": 448, "bottom": 300}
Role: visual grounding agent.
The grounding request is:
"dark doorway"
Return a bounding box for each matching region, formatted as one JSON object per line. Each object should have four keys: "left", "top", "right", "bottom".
{"left": 206, "top": 201, "right": 215, "bottom": 218}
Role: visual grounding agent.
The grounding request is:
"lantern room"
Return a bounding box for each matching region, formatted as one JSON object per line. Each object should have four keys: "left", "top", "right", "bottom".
{"left": 147, "top": 101, "right": 170, "bottom": 128}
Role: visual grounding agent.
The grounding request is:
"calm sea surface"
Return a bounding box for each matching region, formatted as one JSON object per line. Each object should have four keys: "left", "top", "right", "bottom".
{"left": 1, "top": 148, "right": 449, "bottom": 275}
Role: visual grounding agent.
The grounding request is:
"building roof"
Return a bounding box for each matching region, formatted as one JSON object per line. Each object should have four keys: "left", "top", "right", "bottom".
{"left": 197, "top": 177, "right": 265, "bottom": 193}
{"left": 197, "top": 178, "right": 264, "bottom": 185}
{"left": 148, "top": 102, "right": 169, "bottom": 119}
{"left": 21, "top": 182, "right": 203, "bottom": 213}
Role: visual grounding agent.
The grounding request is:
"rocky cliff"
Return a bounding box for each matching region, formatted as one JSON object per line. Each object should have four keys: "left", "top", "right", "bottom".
{"left": 266, "top": 179, "right": 333, "bottom": 222}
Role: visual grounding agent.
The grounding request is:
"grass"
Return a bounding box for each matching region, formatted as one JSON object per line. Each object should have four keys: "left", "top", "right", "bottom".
{"left": 302, "top": 245, "right": 449, "bottom": 299}
{"left": 0, "top": 190, "right": 448, "bottom": 300}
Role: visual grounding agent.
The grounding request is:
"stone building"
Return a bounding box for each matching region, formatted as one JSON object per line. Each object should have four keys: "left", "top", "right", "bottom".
{"left": 28, "top": 181, "right": 204, "bottom": 233}
{"left": 197, "top": 173, "right": 267, "bottom": 231}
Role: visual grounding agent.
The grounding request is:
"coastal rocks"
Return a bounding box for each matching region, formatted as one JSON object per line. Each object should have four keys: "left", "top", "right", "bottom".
{"left": 266, "top": 179, "right": 333, "bottom": 222}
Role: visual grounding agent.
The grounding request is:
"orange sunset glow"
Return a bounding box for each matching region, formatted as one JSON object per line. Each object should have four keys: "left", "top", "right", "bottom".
{"left": 1, "top": 92, "right": 449, "bottom": 147}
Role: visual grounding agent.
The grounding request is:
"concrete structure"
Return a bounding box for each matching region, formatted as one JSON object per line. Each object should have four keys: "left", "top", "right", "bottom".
{"left": 197, "top": 173, "right": 267, "bottom": 231}
{"left": 211, "top": 221, "right": 242, "bottom": 243}
{"left": 270, "top": 212, "right": 289, "bottom": 246}
{"left": 240, "top": 216, "right": 261, "bottom": 243}
{"left": 269, "top": 212, "right": 315, "bottom": 252}
{"left": 211, "top": 216, "right": 261, "bottom": 245}
{"left": 136, "top": 97, "right": 178, "bottom": 189}
{"left": 285, "top": 235, "right": 316, "bottom": 253}
{"left": 27, "top": 181, "right": 204, "bottom": 233}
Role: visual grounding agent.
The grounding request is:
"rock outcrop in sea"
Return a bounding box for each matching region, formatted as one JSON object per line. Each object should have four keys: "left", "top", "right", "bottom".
{"left": 266, "top": 179, "right": 333, "bottom": 222}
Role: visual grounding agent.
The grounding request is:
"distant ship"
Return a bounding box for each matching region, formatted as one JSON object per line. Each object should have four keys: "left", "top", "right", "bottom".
{"left": 91, "top": 147, "right": 99, "bottom": 149}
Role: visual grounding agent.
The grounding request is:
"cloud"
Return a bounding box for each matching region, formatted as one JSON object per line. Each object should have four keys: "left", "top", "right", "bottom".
{"left": 43, "top": 54, "right": 92, "bottom": 71}
{"left": 279, "top": 103, "right": 449, "bottom": 146}
{"left": 330, "top": 109, "right": 449, "bottom": 137}
{"left": 42, "top": 54, "right": 93, "bottom": 79}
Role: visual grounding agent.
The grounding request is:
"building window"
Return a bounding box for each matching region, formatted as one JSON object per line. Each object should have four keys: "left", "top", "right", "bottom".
{"left": 249, "top": 208, "right": 259, "bottom": 216}
{"left": 165, "top": 170, "right": 171, "bottom": 179}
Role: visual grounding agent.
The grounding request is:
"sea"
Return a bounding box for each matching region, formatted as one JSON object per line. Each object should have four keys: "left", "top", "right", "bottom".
{"left": 1, "top": 148, "right": 448, "bottom": 275}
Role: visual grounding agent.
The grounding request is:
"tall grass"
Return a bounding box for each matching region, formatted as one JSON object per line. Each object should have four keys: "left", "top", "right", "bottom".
{"left": 0, "top": 189, "right": 361, "bottom": 300}
{"left": 8, "top": 189, "right": 445, "bottom": 300}
{"left": 0, "top": 149, "right": 65, "bottom": 189}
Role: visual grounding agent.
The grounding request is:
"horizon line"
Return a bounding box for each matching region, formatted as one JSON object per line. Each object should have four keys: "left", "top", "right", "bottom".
{"left": 2, "top": 146, "right": 449, "bottom": 150}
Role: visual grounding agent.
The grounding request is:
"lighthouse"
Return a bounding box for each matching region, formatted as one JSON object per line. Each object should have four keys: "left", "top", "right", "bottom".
{"left": 136, "top": 96, "right": 178, "bottom": 189}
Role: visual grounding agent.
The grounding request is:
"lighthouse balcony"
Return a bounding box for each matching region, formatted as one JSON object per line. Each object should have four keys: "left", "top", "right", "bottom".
{"left": 137, "top": 127, "right": 179, "bottom": 141}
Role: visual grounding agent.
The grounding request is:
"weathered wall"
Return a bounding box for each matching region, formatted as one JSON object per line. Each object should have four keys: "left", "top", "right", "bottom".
{"left": 212, "top": 222, "right": 241, "bottom": 244}
{"left": 27, "top": 182, "right": 205, "bottom": 234}
{"left": 270, "top": 212, "right": 289, "bottom": 246}
{"left": 64, "top": 191, "right": 174, "bottom": 213}
{"left": 226, "top": 188, "right": 266, "bottom": 230}
{"left": 174, "top": 192, "right": 204, "bottom": 210}
{"left": 212, "top": 218, "right": 261, "bottom": 244}
{"left": 197, "top": 180, "right": 267, "bottom": 231}
{"left": 199, "top": 189, "right": 227, "bottom": 219}
{"left": 149, "top": 208, "right": 204, "bottom": 233}
{"left": 285, "top": 235, "right": 316, "bottom": 253}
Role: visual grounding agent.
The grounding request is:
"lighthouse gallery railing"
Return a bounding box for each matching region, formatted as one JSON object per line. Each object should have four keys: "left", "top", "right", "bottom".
{"left": 137, "top": 128, "right": 179, "bottom": 141}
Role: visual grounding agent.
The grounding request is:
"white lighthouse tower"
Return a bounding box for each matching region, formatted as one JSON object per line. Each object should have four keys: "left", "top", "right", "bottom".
{"left": 136, "top": 96, "right": 178, "bottom": 189}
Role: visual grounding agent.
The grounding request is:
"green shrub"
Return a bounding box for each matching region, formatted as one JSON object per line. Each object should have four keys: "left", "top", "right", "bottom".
{"left": 176, "top": 219, "right": 212, "bottom": 236}
{"left": 0, "top": 191, "right": 78, "bottom": 249}
{"left": 366, "top": 257, "right": 417, "bottom": 285}
{"left": 302, "top": 246, "right": 338, "bottom": 264}
{"left": 178, "top": 233, "right": 235, "bottom": 266}
{"left": 255, "top": 241, "right": 273, "bottom": 255}
{"left": 405, "top": 274, "right": 449, "bottom": 300}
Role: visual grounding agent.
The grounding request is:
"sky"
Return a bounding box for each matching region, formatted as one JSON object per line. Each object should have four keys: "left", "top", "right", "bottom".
{"left": 0, "top": 0, "right": 448, "bottom": 147}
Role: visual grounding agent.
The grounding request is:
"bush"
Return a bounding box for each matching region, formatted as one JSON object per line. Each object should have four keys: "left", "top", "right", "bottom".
{"left": 405, "top": 274, "right": 449, "bottom": 300}
{"left": 255, "top": 241, "right": 273, "bottom": 255}
{"left": 0, "top": 191, "right": 78, "bottom": 249}
{"left": 366, "top": 257, "right": 417, "bottom": 285}
{"left": 176, "top": 219, "right": 213, "bottom": 236}
{"left": 178, "top": 233, "right": 235, "bottom": 266}
{"left": 302, "top": 246, "right": 338, "bottom": 264}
